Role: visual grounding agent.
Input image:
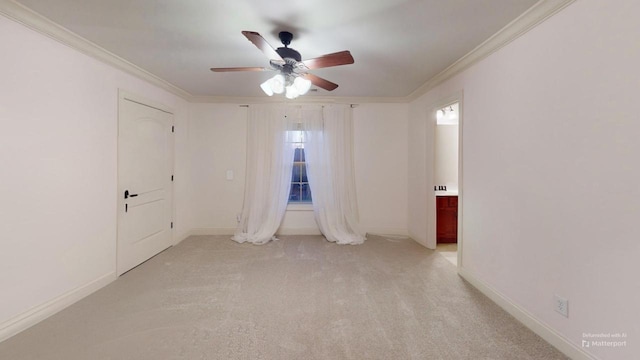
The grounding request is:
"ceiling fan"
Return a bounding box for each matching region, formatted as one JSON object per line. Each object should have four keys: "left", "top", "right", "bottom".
{"left": 210, "top": 31, "right": 354, "bottom": 98}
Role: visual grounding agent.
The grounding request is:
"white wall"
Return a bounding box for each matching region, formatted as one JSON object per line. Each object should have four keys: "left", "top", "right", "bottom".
{"left": 188, "top": 103, "right": 409, "bottom": 237}
{"left": 0, "top": 14, "right": 190, "bottom": 338}
{"left": 353, "top": 104, "right": 409, "bottom": 235}
{"left": 188, "top": 104, "right": 247, "bottom": 234}
{"left": 408, "top": 0, "right": 640, "bottom": 358}
{"left": 407, "top": 102, "right": 431, "bottom": 247}
{"left": 434, "top": 124, "right": 458, "bottom": 191}
{"left": 279, "top": 208, "right": 320, "bottom": 235}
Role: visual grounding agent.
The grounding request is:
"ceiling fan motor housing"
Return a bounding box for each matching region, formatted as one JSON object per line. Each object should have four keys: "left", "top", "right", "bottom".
{"left": 276, "top": 47, "right": 302, "bottom": 62}
{"left": 276, "top": 31, "right": 301, "bottom": 62}
{"left": 278, "top": 31, "right": 293, "bottom": 46}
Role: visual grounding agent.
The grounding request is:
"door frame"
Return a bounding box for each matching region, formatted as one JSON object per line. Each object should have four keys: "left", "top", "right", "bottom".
{"left": 428, "top": 91, "right": 464, "bottom": 269}
{"left": 117, "top": 89, "right": 175, "bottom": 275}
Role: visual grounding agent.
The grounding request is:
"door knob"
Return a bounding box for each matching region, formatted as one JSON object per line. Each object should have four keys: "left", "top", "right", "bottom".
{"left": 124, "top": 190, "right": 138, "bottom": 199}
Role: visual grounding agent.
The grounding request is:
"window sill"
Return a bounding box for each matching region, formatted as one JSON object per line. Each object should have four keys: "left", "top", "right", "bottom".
{"left": 286, "top": 203, "right": 314, "bottom": 211}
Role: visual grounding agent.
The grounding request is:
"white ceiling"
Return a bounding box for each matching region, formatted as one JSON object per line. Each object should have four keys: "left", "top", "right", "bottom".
{"left": 13, "top": 0, "right": 538, "bottom": 98}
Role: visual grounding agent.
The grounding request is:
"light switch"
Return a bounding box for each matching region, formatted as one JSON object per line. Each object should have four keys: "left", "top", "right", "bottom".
{"left": 226, "top": 170, "right": 234, "bottom": 181}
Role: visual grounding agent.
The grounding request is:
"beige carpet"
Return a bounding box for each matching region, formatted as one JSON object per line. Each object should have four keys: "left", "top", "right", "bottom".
{"left": 436, "top": 243, "right": 458, "bottom": 266}
{"left": 0, "top": 235, "right": 567, "bottom": 360}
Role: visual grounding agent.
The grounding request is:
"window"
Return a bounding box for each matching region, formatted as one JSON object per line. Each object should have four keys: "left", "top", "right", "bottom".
{"left": 288, "top": 130, "right": 312, "bottom": 203}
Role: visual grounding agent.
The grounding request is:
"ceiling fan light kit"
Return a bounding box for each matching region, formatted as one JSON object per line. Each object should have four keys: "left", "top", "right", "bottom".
{"left": 293, "top": 76, "right": 312, "bottom": 95}
{"left": 211, "top": 31, "right": 354, "bottom": 99}
{"left": 261, "top": 74, "right": 312, "bottom": 99}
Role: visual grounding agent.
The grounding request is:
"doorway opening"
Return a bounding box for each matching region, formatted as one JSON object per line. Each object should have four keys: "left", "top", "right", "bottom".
{"left": 433, "top": 101, "right": 461, "bottom": 267}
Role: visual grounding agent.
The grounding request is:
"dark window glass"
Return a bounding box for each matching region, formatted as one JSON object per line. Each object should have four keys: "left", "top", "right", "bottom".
{"left": 289, "top": 140, "right": 312, "bottom": 203}
{"left": 291, "top": 163, "right": 301, "bottom": 182}
{"left": 301, "top": 183, "right": 312, "bottom": 202}
{"left": 294, "top": 148, "right": 305, "bottom": 162}
{"left": 289, "top": 183, "right": 301, "bottom": 202}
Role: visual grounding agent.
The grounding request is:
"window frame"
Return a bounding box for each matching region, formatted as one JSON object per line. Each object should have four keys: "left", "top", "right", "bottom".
{"left": 287, "top": 129, "right": 312, "bottom": 206}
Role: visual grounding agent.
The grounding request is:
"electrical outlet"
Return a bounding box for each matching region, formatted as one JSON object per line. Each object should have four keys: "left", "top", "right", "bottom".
{"left": 554, "top": 294, "right": 569, "bottom": 317}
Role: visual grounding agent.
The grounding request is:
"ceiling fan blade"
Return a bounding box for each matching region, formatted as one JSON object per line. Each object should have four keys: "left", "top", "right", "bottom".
{"left": 242, "top": 31, "right": 284, "bottom": 61}
{"left": 303, "top": 73, "right": 339, "bottom": 91}
{"left": 302, "top": 51, "right": 354, "bottom": 70}
{"left": 210, "top": 67, "right": 269, "bottom": 72}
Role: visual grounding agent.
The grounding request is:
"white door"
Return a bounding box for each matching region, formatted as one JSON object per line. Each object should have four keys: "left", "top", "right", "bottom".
{"left": 117, "top": 94, "right": 174, "bottom": 276}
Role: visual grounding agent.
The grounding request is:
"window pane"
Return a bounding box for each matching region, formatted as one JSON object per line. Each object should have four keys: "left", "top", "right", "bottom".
{"left": 301, "top": 184, "right": 312, "bottom": 202}
{"left": 291, "top": 164, "right": 301, "bottom": 182}
{"left": 288, "top": 132, "right": 310, "bottom": 204}
{"left": 289, "top": 183, "right": 301, "bottom": 202}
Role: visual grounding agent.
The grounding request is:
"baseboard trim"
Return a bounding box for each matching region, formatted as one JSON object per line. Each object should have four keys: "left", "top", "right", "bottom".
{"left": 189, "top": 228, "right": 236, "bottom": 236}
{"left": 0, "top": 271, "right": 116, "bottom": 342}
{"left": 185, "top": 228, "right": 410, "bottom": 237}
{"left": 365, "top": 229, "right": 410, "bottom": 238}
{"left": 188, "top": 227, "right": 325, "bottom": 237}
{"left": 407, "top": 230, "right": 431, "bottom": 249}
{"left": 175, "top": 230, "right": 194, "bottom": 245}
{"left": 458, "top": 267, "right": 596, "bottom": 360}
{"left": 276, "top": 228, "right": 322, "bottom": 236}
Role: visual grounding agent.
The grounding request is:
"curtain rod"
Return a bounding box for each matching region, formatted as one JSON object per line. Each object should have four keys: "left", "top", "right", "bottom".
{"left": 239, "top": 104, "right": 359, "bottom": 108}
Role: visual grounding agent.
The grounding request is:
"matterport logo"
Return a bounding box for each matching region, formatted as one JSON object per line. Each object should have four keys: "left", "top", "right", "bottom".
{"left": 581, "top": 332, "right": 627, "bottom": 348}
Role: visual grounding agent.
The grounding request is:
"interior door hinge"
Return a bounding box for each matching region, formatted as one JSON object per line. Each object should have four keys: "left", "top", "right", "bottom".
{"left": 171, "top": 222, "right": 174, "bottom": 229}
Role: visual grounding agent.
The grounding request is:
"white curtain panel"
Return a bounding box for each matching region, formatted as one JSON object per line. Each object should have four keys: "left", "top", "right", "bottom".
{"left": 303, "top": 105, "right": 366, "bottom": 245}
{"left": 232, "top": 105, "right": 295, "bottom": 245}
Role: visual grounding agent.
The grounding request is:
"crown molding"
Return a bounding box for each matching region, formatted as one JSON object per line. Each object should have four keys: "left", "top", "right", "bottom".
{"left": 406, "top": 0, "right": 576, "bottom": 102}
{"left": 0, "top": 0, "right": 191, "bottom": 100}
{"left": 188, "top": 95, "right": 408, "bottom": 104}
{"left": 2, "top": 0, "right": 574, "bottom": 104}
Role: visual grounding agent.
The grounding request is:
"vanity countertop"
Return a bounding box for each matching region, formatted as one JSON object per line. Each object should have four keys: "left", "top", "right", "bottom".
{"left": 435, "top": 190, "right": 458, "bottom": 196}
